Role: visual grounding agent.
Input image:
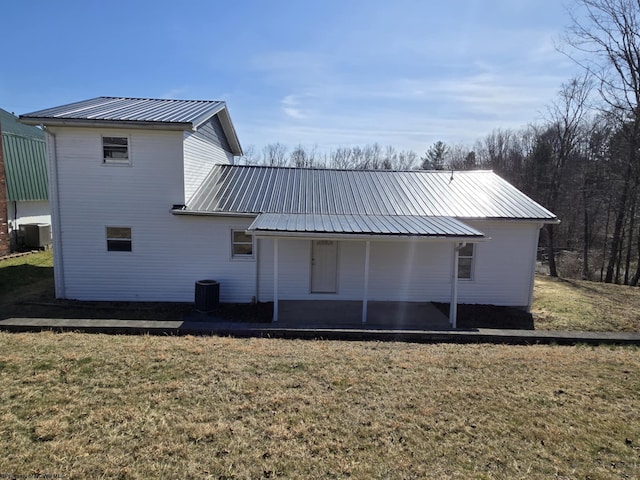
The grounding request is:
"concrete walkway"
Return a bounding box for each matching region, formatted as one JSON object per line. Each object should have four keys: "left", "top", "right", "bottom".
{"left": 1, "top": 316, "right": 639, "bottom": 345}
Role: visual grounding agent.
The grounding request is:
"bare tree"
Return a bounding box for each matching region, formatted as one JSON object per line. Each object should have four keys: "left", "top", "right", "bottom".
{"left": 326, "top": 145, "right": 419, "bottom": 170}
{"left": 395, "top": 150, "right": 418, "bottom": 170}
{"left": 238, "top": 145, "right": 259, "bottom": 165}
{"left": 358, "top": 143, "right": 384, "bottom": 169}
{"left": 289, "top": 144, "right": 320, "bottom": 168}
{"left": 540, "top": 75, "right": 593, "bottom": 277}
{"left": 262, "top": 143, "right": 288, "bottom": 167}
{"left": 447, "top": 144, "right": 476, "bottom": 170}
{"left": 329, "top": 147, "right": 355, "bottom": 169}
{"left": 383, "top": 145, "right": 397, "bottom": 170}
{"left": 476, "top": 128, "right": 533, "bottom": 184}
{"left": 563, "top": 0, "right": 640, "bottom": 283}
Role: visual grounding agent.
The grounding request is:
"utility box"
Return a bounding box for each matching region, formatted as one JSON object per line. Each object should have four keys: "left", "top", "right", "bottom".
{"left": 195, "top": 280, "right": 220, "bottom": 312}
{"left": 19, "top": 223, "right": 52, "bottom": 249}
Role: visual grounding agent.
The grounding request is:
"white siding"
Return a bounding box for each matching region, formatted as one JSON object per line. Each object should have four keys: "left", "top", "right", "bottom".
{"left": 458, "top": 220, "right": 541, "bottom": 307}
{"left": 63, "top": 213, "right": 256, "bottom": 302}
{"left": 367, "top": 241, "right": 452, "bottom": 301}
{"left": 257, "top": 221, "right": 541, "bottom": 308}
{"left": 50, "top": 127, "right": 252, "bottom": 302}
{"left": 183, "top": 118, "right": 235, "bottom": 201}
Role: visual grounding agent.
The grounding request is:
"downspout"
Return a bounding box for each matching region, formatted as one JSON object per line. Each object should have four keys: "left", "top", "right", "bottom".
{"left": 12, "top": 201, "right": 17, "bottom": 250}
{"left": 44, "top": 127, "right": 65, "bottom": 298}
{"left": 526, "top": 224, "right": 544, "bottom": 313}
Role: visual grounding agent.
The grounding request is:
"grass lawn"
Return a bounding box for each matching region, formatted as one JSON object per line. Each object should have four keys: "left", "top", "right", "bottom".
{"left": 532, "top": 275, "right": 640, "bottom": 332}
{"left": 0, "top": 332, "right": 639, "bottom": 479}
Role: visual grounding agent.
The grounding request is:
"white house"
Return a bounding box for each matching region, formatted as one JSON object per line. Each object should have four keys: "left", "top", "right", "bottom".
{"left": 20, "top": 96, "right": 557, "bottom": 327}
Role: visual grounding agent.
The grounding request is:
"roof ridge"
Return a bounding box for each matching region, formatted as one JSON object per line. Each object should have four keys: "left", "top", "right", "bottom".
{"left": 223, "top": 164, "right": 495, "bottom": 174}
{"left": 99, "top": 96, "right": 222, "bottom": 104}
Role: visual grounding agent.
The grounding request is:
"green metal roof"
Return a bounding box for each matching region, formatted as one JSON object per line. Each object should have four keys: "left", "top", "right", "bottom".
{"left": 1, "top": 108, "right": 48, "bottom": 201}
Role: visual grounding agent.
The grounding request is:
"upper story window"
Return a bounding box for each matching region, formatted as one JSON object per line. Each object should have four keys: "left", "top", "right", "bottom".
{"left": 231, "top": 230, "right": 253, "bottom": 259}
{"left": 103, "top": 136, "right": 130, "bottom": 164}
{"left": 457, "top": 243, "right": 474, "bottom": 280}
{"left": 106, "top": 226, "right": 132, "bottom": 252}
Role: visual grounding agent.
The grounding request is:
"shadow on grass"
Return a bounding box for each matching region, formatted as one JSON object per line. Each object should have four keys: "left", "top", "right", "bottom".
{"left": 0, "top": 264, "right": 54, "bottom": 296}
{"left": 539, "top": 274, "right": 632, "bottom": 297}
{"left": 433, "top": 303, "right": 535, "bottom": 330}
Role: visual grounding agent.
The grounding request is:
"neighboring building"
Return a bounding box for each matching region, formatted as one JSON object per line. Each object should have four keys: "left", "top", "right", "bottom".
{"left": 20, "top": 96, "right": 558, "bottom": 327}
{"left": 0, "top": 108, "right": 50, "bottom": 253}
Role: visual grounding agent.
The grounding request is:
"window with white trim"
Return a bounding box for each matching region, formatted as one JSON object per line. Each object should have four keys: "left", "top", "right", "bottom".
{"left": 106, "top": 226, "right": 132, "bottom": 252}
{"left": 231, "top": 230, "right": 253, "bottom": 258}
{"left": 103, "top": 136, "right": 130, "bottom": 164}
{"left": 457, "top": 243, "right": 474, "bottom": 279}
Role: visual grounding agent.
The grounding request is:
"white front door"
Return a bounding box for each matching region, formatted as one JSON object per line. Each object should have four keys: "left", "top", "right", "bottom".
{"left": 311, "top": 240, "right": 338, "bottom": 293}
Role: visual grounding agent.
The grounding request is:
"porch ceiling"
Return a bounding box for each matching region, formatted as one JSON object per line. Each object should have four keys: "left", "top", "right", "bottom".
{"left": 247, "top": 213, "right": 485, "bottom": 238}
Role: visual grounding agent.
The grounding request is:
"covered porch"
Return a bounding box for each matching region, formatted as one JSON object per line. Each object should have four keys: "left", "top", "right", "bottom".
{"left": 249, "top": 213, "right": 487, "bottom": 328}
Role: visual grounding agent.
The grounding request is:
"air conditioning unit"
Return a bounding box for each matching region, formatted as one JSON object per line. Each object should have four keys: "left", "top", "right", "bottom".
{"left": 19, "top": 223, "right": 52, "bottom": 249}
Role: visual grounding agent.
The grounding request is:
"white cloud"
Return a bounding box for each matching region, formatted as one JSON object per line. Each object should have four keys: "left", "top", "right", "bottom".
{"left": 283, "top": 107, "right": 306, "bottom": 119}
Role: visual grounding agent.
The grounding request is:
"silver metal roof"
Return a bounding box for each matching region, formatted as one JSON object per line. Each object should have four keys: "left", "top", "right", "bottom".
{"left": 188, "top": 165, "right": 557, "bottom": 221}
{"left": 19, "top": 96, "right": 243, "bottom": 155}
{"left": 20, "top": 96, "right": 225, "bottom": 126}
{"left": 249, "top": 213, "right": 485, "bottom": 237}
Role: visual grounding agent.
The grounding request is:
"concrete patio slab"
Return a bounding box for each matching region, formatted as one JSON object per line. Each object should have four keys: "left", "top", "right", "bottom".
{"left": 1, "top": 316, "right": 640, "bottom": 346}
{"left": 277, "top": 300, "right": 450, "bottom": 329}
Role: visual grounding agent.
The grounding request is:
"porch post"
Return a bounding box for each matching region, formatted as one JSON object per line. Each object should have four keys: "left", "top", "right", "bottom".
{"left": 273, "top": 238, "right": 279, "bottom": 322}
{"left": 449, "top": 242, "right": 461, "bottom": 328}
{"left": 362, "top": 240, "right": 371, "bottom": 324}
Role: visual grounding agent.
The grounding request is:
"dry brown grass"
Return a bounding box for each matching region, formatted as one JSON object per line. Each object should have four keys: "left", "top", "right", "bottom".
{"left": 1, "top": 332, "right": 639, "bottom": 479}
{"left": 533, "top": 275, "right": 640, "bottom": 332}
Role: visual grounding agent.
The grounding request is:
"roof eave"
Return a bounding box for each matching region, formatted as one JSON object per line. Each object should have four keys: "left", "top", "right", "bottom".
{"left": 190, "top": 102, "right": 243, "bottom": 156}
{"left": 249, "top": 230, "right": 489, "bottom": 241}
{"left": 18, "top": 117, "right": 193, "bottom": 131}
{"left": 171, "top": 209, "right": 257, "bottom": 218}
{"left": 460, "top": 217, "right": 560, "bottom": 225}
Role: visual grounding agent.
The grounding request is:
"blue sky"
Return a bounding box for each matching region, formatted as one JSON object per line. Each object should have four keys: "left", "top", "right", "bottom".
{"left": 2, "top": 0, "right": 581, "bottom": 155}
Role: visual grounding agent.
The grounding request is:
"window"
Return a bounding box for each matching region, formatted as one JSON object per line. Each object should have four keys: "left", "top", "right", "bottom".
{"left": 457, "top": 243, "right": 474, "bottom": 280}
{"left": 106, "top": 227, "right": 132, "bottom": 252}
{"left": 232, "top": 230, "right": 253, "bottom": 258}
{"left": 103, "top": 136, "right": 129, "bottom": 164}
